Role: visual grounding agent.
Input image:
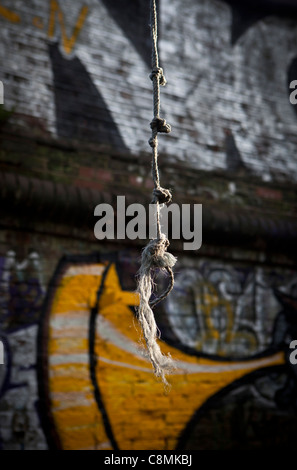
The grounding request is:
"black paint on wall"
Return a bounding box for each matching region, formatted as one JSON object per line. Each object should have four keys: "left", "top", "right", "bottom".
{"left": 48, "top": 43, "right": 128, "bottom": 151}
{"left": 100, "top": 0, "right": 152, "bottom": 67}
{"left": 220, "top": 0, "right": 297, "bottom": 44}
{"left": 177, "top": 366, "right": 297, "bottom": 450}
{"left": 89, "top": 261, "right": 119, "bottom": 451}
{"left": 224, "top": 130, "right": 247, "bottom": 173}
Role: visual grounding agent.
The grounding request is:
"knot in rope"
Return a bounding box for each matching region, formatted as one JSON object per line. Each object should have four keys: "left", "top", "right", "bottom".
{"left": 136, "top": 234, "right": 177, "bottom": 385}
{"left": 149, "top": 66, "right": 167, "bottom": 86}
{"left": 148, "top": 136, "right": 157, "bottom": 148}
{"left": 142, "top": 235, "right": 172, "bottom": 268}
{"left": 135, "top": 0, "right": 177, "bottom": 386}
{"left": 150, "top": 117, "right": 171, "bottom": 134}
{"left": 140, "top": 234, "right": 177, "bottom": 308}
{"left": 152, "top": 187, "right": 172, "bottom": 204}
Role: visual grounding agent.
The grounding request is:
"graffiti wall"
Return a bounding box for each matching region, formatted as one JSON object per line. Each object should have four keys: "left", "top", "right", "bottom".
{"left": 1, "top": 245, "right": 296, "bottom": 450}
{"left": 0, "top": 250, "right": 47, "bottom": 449}
{"left": 1, "top": 0, "right": 297, "bottom": 180}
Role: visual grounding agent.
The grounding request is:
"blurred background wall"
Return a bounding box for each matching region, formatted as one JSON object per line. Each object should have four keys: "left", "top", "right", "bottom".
{"left": 0, "top": 0, "right": 297, "bottom": 450}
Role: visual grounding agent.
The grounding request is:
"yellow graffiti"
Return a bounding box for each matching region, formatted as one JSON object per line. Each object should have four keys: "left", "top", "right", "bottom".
{"left": 0, "top": 1, "right": 88, "bottom": 54}
{"left": 0, "top": 4, "right": 21, "bottom": 23}
{"left": 48, "top": 0, "right": 89, "bottom": 54}
{"left": 45, "top": 261, "right": 285, "bottom": 450}
{"left": 32, "top": 16, "right": 44, "bottom": 30}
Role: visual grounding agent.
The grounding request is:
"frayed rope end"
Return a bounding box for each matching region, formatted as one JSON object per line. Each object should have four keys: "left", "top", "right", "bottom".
{"left": 135, "top": 234, "right": 177, "bottom": 387}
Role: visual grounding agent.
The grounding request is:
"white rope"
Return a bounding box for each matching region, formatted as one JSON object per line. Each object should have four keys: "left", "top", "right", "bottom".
{"left": 135, "top": 0, "right": 177, "bottom": 387}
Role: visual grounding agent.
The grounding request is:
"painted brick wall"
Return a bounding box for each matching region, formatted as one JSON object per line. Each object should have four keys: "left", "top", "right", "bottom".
{"left": 1, "top": 0, "right": 297, "bottom": 451}
{"left": 1, "top": 0, "right": 297, "bottom": 179}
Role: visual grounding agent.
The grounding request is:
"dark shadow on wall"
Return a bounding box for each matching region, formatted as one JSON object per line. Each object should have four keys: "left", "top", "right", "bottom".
{"left": 224, "top": 129, "right": 247, "bottom": 173}
{"left": 177, "top": 366, "right": 297, "bottom": 450}
{"left": 177, "top": 286, "right": 297, "bottom": 450}
{"left": 100, "top": 0, "right": 152, "bottom": 67}
{"left": 48, "top": 43, "right": 128, "bottom": 151}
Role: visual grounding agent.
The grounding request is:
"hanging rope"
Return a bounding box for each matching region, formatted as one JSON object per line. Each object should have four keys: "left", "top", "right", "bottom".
{"left": 136, "top": 0, "right": 177, "bottom": 386}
